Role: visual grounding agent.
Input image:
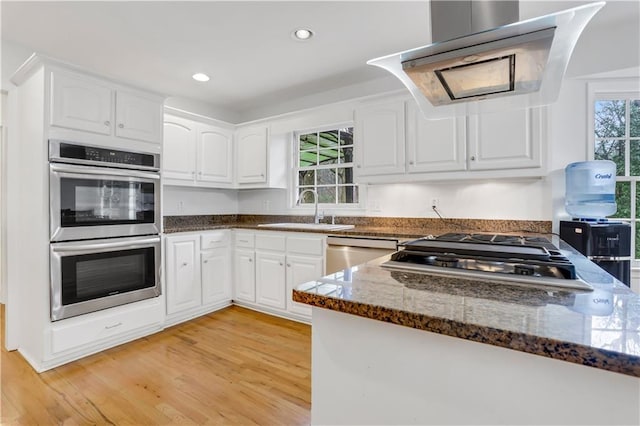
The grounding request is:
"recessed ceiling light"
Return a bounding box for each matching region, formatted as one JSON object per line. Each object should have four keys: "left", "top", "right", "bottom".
{"left": 292, "top": 28, "right": 314, "bottom": 41}
{"left": 192, "top": 73, "right": 210, "bottom": 82}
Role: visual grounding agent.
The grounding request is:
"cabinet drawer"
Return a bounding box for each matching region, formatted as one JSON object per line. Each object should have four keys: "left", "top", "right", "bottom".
{"left": 287, "top": 236, "right": 324, "bottom": 256}
{"left": 235, "top": 231, "right": 255, "bottom": 248}
{"left": 50, "top": 299, "right": 162, "bottom": 354}
{"left": 256, "top": 233, "right": 286, "bottom": 251}
{"left": 201, "top": 230, "right": 229, "bottom": 249}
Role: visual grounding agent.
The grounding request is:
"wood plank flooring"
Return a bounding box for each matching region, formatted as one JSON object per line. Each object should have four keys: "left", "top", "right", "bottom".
{"left": 0, "top": 305, "right": 311, "bottom": 425}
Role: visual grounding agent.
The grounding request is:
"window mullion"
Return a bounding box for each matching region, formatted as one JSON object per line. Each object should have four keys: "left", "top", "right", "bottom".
{"left": 626, "top": 99, "right": 631, "bottom": 176}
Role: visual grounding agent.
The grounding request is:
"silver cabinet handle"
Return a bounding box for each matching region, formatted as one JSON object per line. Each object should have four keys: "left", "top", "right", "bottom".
{"left": 409, "top": 161, "right": 414, "bottom": 165}
{"left": 105, "top": 322, "right": 122, "bottom": 330}
{"left": 286, "top": 263, "right": 291, "bottom": 267}
{"left": 51, "top": 235, "right": 160, "bottom": 253}
{"left": 203, "top": 259, "right": 208, "bottom": 264}
{"left": 279, "top": 262, "right": 284, "bottom": 266}
{"left": 198, "top": 171, "right": 202, "bottom": 175}
{"left": 356, "top": 164, "right": 361, "bottom": 168}
{"left": 470, "top": 156, "right": 476, "bottom": 161}
{"left": 249, "top": 258, "right": 253, "bottom": 263}
{"left": 182, "top": 262, "right": 188, "bottom": 267}
{"left": 260, "top": 173, "right": 265, "bottom": 177}
{"left": 104, "top": 120, "right": 110, "bottom": 127}
{"left": 118, "top": 123, "right": 124, "bottom": 128}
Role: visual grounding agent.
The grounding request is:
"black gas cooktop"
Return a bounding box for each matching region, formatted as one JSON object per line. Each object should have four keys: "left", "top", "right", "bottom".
{"left": 383, "top": 233, "right": 591, "bottom": 290}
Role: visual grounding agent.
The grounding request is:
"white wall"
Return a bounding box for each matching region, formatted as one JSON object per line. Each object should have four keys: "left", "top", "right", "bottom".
{"left": 163, "top": 186, "right": 238, "bottom": 216}
{"left": 0, "top": 92, "right": 5, "bottom": 304}
{"left": 1, "top": 40, "right": 33, "bottom": 91}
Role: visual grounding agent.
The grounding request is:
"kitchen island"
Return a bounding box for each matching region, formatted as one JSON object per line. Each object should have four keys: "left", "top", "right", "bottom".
{"left": 293, "top": 239, "right": 640, "bottom": 425}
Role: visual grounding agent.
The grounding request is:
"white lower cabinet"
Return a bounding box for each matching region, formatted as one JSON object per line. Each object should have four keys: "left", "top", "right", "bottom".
{"left": 166, "top": 234, "right": 201, "bottom": 314}
{"left": 233, "top": 230, "right": 325, "bottom": 322}
{"left": 256, "top": 251, "right": 287, "bottom": 309}
{"left": 201, "top": 247, "right": 231, "bottom": 305}
{"left": 286, "top": 254, "right": 322, "bottom": 317}
{"left": 49, "top": 298, "right": 163, "bottom": 356}
{"left": 165, "top": 230, "right": 232, "bottom": 325}
{"left": 234, "top": 231, "right": 257, "bottom": 303}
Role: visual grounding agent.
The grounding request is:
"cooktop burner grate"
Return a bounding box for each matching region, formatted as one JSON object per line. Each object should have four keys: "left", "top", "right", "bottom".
{"left": 387, "top": 233, "right": 578, "bottom": 282}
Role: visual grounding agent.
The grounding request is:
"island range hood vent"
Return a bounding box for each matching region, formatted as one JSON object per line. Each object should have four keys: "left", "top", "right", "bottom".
{"left": 368, "top": 1, "right": 605, "bottom": 118}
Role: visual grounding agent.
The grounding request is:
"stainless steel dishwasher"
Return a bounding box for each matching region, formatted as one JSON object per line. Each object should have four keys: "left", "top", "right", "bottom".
{"left": 326, "top": 235, "right": 400, "bottom": 274}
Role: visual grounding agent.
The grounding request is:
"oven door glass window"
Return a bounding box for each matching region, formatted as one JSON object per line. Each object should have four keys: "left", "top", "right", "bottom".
{"left": 59, "top": 177, "right": 155, "bottom": 227}
{"left": 61, "top": 247, "right": 156, "bottom": 305}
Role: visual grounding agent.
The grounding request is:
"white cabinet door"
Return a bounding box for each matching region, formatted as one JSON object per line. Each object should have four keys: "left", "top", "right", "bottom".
{"left": 234, "top": 248, "right": 256, "bottom": 302}
{"left": 467, "top": 108, "right": 543, "bottom": 170}
{"left": 163, "top": 115, "right": 197, "bottom": 181}
{"left": 255, "top": 251, "right": 286, "bottom": 310}
{"left": 198, "top": 124, "right": 233, "bottom": 183}
{"left": 406, "top": 102, "right": 467, "bottom": 173}
{"left": 115, "top": 91, "right": 163, "bottom": 143}
{"left": 286, "top": 254, "right": 322, "bottom": 317}
{"left": 354, "top": 100, "right": 406, "bottom": 176}
{"left": 166, "top": 235, "right": 201, "bottom": 315}
{"left": 236, "top": 126, "right": 268, "bottom": 184}
{"left": 201, "top": 247, "right": 231, "bottom": 305}
{"left": 50, "top": 71, "right": 113, "bottom": 135}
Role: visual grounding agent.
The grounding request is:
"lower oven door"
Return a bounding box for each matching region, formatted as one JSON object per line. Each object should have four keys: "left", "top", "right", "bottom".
{"left": 50, "top": 163, "right": 161, "bottom": 242}
{"left": 50, "top": 235, "right": 161, "bottom": 321}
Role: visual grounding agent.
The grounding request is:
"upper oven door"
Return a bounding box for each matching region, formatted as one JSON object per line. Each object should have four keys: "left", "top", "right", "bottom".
{"left": 50, "top": 163, "right": 161, "bottom": 242}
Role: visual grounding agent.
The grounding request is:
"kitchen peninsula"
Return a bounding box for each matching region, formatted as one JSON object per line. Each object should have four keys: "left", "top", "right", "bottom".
{"left": 293, "top": 240, "right": 640, "bottom": 425}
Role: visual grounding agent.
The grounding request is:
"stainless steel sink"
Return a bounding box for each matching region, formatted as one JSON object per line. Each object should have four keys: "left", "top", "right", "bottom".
{"left": 257, "top": 223, "right": 355, "bottom": 231}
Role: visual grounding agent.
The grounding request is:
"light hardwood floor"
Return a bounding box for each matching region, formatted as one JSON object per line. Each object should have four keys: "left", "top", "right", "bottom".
{"left": 1, "top": 305, "right": 311, "bottom": 425}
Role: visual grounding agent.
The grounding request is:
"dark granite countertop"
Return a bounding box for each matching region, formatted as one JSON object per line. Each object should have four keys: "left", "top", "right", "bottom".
{"left": 293, "top": 238, "right": 640, "bottom": 378}
{"left": 163, "top": 214, "right": 552, "bottom": 238}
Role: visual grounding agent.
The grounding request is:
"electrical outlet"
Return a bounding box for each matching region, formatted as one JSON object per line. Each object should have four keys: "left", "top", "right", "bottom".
{"left": 431, "top": 198, "right": 439, "bottom": 209}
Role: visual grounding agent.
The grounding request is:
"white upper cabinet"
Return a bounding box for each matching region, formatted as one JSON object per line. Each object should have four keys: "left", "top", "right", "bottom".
{"left": 406, "top": 102, "right": 466, "bottom": 173}
{"left": 163, "top": 115, "right": 197, "bottom": 181}
{"left": 355, "top": 95, "right": 546, "bottom": 182}
{"left": 115, "top": 91, "right": 163, "bottom": 143}
{"left": 163, "top": 112, "right": 234, "bottom": 187}
{"left": 467, "top": 108, "right": 543, "bottom": 170}
{"left": 354, "top": 99, "right": 406, "bottom": 176}
{"left": 235, "top": 125, "right": 268, "bottom": 184}
{"left": 50, "top": 69, "right": 163, "bottom": 144}
{"left": 198, "top": 124, "right": 233, "bottom": 183}
{"left": 50, "top": 71, "right": 113, "bottom": 135}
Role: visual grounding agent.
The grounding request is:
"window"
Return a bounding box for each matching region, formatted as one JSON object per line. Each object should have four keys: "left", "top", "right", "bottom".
{"left": 294, "top": 126, "right": 359, "bottom": 206}
{"left": 590, "top": 91, "right": 640, "bottom": 261}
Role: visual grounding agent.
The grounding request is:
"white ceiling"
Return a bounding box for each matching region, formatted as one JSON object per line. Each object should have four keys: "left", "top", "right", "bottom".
{"left": 2, "top": 1, "right": 639, "bottom": 122}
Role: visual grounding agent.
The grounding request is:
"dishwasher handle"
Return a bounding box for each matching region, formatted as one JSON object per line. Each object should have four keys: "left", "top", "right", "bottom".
{"left": 327, "top": 236, "right": 399, "bottom": 250}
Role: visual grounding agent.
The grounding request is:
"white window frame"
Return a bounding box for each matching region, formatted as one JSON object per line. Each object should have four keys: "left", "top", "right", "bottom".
{"left": 587, "top": 79, "right": 640, "bottom": 268}
{"left": 291, "top": 123, "right": 365, "bottom": 213}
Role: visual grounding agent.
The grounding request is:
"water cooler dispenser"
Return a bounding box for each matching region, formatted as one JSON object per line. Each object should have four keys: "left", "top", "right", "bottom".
{"left": 560, "top": 221, "right": 631, "bottom": 286}
{"left": 560, "top": 160, "right": 632, "bottom": 286}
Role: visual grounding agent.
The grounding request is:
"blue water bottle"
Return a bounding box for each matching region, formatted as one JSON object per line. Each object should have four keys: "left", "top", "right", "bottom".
{"left": 565, "top": 160, "right": 617, "bottom": 219}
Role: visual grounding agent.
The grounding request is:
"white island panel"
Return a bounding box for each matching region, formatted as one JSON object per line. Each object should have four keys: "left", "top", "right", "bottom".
{"left": 312, "top": 307, "right": 640, "bottom": 426}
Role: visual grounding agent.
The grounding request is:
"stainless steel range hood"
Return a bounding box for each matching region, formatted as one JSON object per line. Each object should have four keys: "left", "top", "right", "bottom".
{"left": 367, "top": 1, "right": 605, "bottom": 118}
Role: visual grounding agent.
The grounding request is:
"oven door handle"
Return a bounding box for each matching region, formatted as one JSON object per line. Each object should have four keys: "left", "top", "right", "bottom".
{"left": 51, "top": 236, "right": 161, "bottom": 254}
{"left": 50, "top": 163, "right": 160, "bottom": 180}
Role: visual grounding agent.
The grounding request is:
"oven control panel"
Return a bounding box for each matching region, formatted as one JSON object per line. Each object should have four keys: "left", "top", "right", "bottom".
{"left": 49, "top": 140, "right": 159, "bottom": 171}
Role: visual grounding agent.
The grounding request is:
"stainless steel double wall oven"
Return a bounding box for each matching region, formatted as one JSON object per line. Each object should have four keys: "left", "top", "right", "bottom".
{"left": 49, "top": 140, "right": 161, "bottom": 321}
